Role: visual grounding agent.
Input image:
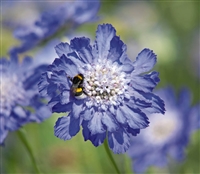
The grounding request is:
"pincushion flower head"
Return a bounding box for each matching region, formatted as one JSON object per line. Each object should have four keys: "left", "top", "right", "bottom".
{"left": 38, "top": 24, "right": 165, "bottom": 154}
{"left": 11, "top": 0, "right": 100, "bottom": 54}
{"left": 127, "top": 87, "right": 200, "bottom": 173}
{"left": 0, "top": 52, "right": 51, "bottom": 145}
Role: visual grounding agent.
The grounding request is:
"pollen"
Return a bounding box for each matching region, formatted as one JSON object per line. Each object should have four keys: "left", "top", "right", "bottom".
{"left": 83, "top": 59, "right": 130, "bottom": 106}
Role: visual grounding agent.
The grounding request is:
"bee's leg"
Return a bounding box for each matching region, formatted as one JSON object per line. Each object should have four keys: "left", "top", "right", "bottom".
{"left": 67, "top": 75, "right": 73, "bottom": 82}
{"left": 82, "top": 87, "right": 88, "bottom": 96}
{"left": 83, "top": 90, "right": 88, "bottom": 96}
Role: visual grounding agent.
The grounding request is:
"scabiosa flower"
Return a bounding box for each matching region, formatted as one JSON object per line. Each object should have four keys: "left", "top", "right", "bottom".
{"left": 127, "top": 87, "right": 200, "bottom": 173}
{"left": 11, "top": 0, "right": 100, "bottom": 54}
{"left": 38, "top": 23, "right": 165, "bottom": 154}
{"left": 0, "top": 52, "right": 52, "bottom": 145}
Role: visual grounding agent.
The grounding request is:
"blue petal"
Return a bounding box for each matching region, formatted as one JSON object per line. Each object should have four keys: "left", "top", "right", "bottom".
{"left": 108, "top": 105, "right": 116, "bottom": 115}
{"left": 82, "top": 120, "right": 106, "bottom": 147}
{"left": 144, "top": 71, "right": 160, "bottom": 85}
{"left": 178, "top": 88, "right": 191, "bottom": 112}
{"left": 0, "top": 130, "right": 8, "bottom": 145}
{"left": 130, "top": 98, "right": 152, "bottom": 111}
{"left": 70, "top": 37, "right": 93, "bottom": 63}
{"left": 101, "top": 112, "right": 119, "bottom": 132}
{"left": 54, "top": 114, "right": 81, "bottom": 140}
{"left": 55, "top": 42, "right": 85, "bottom": 67}
{"left": 82, "top": 120, "right": 90, "bottom": 140}
{"left": 28, "top": 95, "right": 52, "bottom": 122}
{"left": 55, "top": 42, "right": 72, "bottom": 57}
{"left": 9, "top": 50, "right": 19, "bottom": 69}
{"left": 87, "top": 112, "right": 106, "bottom": 135}
{"left": 49, "top": 55, "right": 79, "bottom": 77}
{"left": 50, "top": 70, "right": 71, "bottom": 90}
{"left": 130, "top": 75, "right": 157, "bottom": 93}
{"left": 121, "top": 63, "right": 134, "bottom": 73}
{"left": 81, "top": 108, "right": 94, "bottom": 121}
{"left": 95, "top": 24, "right": 116, "bottom": 59}
{"left": 68, "top": 115, "right": 82, "bottom": 138}
{"left": 48, "top": 95, "right": 60, "bottom": 108}
{"left": 48, "top": 92, "right": 72, "bottom": 112}
{"left": 132, "top": 48, "right": 157, "bottom": 75}
{"left": 133, "top": 158, "right": 151, "bottom": 174}
{"left": 54, "top": 116, "right": 72, "bottom": 140}
{"left": 0, "top": 118, "right": 8, "bottom": 145}
{"left": 32, "top": 106, "right": 52, "bottom": 122}
{"left": 7, "top": 107, "right": 31, "bottom": 130}
{"left": 71, "top": 102, "right": 83, "bottom": 119}
{"left": 126, "top": 126, "right": 140, "bottom": 136}
{"left": 52, "top": 102, "right": 72, "bottom": 113}
{"left": 116, "top": 108, "right": 127, "bottom": 124}
{"left": 140, "top": 91, "right": 165, "bottom": 114}
{"left": 0, "top": 58, "right": 10, "bottom": 71}
{"left": 47, "top": 83, "right": 58, "bottom": 97}
{"left": 38, "top": 73, "right": 50, "bottom": 97}
{"left": 13, "top": 106, "right": 27, "bottom": 119}
{"left": 108, "top": 129, "right": 131, "bottom": 154}
{"left": 107, "top": 36, "right": 135, "bottom": 72}
{"left": 119, "top": 47, "right": 132, "bottom": 64}
{"left": 188, "top": 104, "right": 200, "bottom": 131}
{"left": 89, "top": 132, "right": 106, "bottom": 147}
{"left": 6, "top": 116, "right": 23, "bottom": 131}
{"left": 120, "top": 105, "right": 149, "bottom": 129}
{"left": 60, "top": 90, "right": 71, "bottom": 104}
{"left": 10, "top": 37, "right": 37, "bottom": 54}
{"left": 21, "top": 56, "right": 32, "bottom": 68}
{"left": 156, "top": 87, "right": 176, "bottom": 108}
{"left": 73, "top": 0, "right": 100, "bottom": 24}
{"left": 108, "top": 36, "right": 125, "bottom": 62}
{"left": 24, "top": 64, "right": 47, "bottom": 90}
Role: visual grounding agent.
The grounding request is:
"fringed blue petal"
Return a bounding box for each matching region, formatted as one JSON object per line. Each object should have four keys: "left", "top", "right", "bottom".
{"left": 70, "top": 37, "right": 93, "bottom": 63}
{"left": 54, "top": 114, "right": 81, "bottom": 141}
{"left": 87, "top": 112, "right": 106, "bottom": 135}
{"left": 108, "top": 129, "right": 131, "bottom": 154}
{"left": 82, "top": 120, "right": 106, "bottom": 147}
{"left": 95, "top": 24, "right": 116, "bottom": 59}
{"left": 132, "top": 48, "right": 157, "bottom": 75}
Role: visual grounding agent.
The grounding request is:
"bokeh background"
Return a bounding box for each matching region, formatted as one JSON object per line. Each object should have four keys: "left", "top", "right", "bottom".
{"left": 1, "top": 0, "right": 199, "bottom": 173}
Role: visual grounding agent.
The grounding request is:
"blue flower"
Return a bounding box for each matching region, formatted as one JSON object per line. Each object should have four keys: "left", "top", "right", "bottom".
{"left": 38, "top": 23, "right": 165, "bottom": 154}
{"left": 11, "top": 0, "right": 100, "bottom": 54}
{"left": 127, "top": 87, "right": 200, "bottom": 173}
{"left": 0, "top": 52, "right": 52, "bottom": 145}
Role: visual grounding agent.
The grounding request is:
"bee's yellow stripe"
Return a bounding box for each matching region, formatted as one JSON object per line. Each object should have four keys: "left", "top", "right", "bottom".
{"left": 77, "top": 75, "right": 83, "bottom": 80}
{"left": 75, "top": 88, "right": 83, "bottom": 93}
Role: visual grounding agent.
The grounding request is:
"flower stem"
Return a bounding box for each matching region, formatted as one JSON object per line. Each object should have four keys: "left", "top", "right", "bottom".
{"left": 104, "top": 138, "right": 120, "bottom": 174}
{"left": 17, "top": 129, "right": 41, "bottom": 174}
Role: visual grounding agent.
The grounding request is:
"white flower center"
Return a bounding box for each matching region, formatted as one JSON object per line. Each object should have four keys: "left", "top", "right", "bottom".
{"left": 142, "top": 110, "right": 180, "bottom": 146}
{"left": 83, "top": 59, "right": 129, "bottom": 107}
{"left": 0, "top": 74, "right": 26, "bottom": 114}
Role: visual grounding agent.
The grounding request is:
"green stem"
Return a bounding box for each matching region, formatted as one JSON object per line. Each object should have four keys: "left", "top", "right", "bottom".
{"left": 17, "top": 129, "right": 41, "bottom": 174}
{"left": 104, "top": 138, "right": 120, "bottom": 174}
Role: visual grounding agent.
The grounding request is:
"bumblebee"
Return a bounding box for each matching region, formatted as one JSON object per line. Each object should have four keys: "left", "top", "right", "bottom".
{"left": 68, "top": 74, "right": 87, "bottom": 97}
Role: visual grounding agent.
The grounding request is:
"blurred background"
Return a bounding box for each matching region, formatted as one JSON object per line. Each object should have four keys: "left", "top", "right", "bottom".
{"left": 1, "top": 0, "right": 199, "bottom": 173}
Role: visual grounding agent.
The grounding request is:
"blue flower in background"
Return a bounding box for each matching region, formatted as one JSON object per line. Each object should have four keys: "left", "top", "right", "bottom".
{"left": 34, "top": 39, "right": 60, "bottom": 66}
{"left": 11, "top": 0, "right": 100, "bottom": 54}
{"left": 38, "top": 23, "right": 165, "bottom": 154}
{"left": 127, "top": 87, "right": 200, "bottom": 173}
{"left": 0, "top": 52, "right": 52, "bottom": 145}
